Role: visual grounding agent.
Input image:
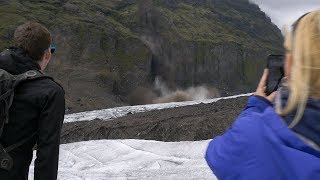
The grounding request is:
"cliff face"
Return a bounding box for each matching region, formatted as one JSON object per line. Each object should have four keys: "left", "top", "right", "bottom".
{"left": 137, "top": 0, "right": 283, "bottom": 92}
{"left": 0, "top": 0, "right": 283, "bottom": 113}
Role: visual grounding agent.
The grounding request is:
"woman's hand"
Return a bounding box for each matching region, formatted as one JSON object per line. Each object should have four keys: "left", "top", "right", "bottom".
{"left": 254, "top": 69, "right": 277, "bottom": 102}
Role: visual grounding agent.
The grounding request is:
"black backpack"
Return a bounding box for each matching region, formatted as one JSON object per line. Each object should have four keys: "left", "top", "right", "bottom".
{"left": 0, "top": 67, "right": 50, "bottom": 171}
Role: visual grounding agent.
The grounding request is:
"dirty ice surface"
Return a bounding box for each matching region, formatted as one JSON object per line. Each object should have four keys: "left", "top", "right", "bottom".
{"left": 64, "top": 93, "right": 252, "bottom": 123}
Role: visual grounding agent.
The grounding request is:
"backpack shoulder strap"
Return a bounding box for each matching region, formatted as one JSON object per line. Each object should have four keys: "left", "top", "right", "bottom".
{"left": 13, "top": 70, "right": 52, "bottom": 83}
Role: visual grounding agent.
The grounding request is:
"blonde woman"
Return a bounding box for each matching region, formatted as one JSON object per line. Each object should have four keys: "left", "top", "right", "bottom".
{"left": 206, "top": 10, "right": 320, "bottom": 179}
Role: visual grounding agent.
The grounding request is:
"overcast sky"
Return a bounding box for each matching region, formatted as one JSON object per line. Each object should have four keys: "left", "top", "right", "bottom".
{"left": 250, "top": 0, "right": 320, "bottom": 29}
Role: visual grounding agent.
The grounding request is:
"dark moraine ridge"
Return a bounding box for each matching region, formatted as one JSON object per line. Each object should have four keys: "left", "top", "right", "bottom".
{"left": 61, "top": 96, "right": 248, "bottom": 143}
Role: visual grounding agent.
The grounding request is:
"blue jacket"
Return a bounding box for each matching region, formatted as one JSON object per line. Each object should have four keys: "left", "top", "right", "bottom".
{"left": 206, "top": 96, "right": 320, "bottom": 180}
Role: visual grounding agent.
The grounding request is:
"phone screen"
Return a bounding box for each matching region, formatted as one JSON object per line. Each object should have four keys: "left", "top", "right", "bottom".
{"left": 266, "top": 55, "right": 284, "bottom": 95}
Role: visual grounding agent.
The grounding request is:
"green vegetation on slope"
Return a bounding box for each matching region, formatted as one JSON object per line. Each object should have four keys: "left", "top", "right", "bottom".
{"left": 0, "top": 0, "right": 283, "bottom": 112}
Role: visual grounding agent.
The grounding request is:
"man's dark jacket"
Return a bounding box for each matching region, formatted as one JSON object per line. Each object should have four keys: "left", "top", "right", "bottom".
{"left": 0, "top": 48, "right": 65, "bottom": 180}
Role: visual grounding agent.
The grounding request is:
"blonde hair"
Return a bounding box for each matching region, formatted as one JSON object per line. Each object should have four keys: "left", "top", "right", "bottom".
{"left": 277, "top": 10, "right": 320, "bottom": 128}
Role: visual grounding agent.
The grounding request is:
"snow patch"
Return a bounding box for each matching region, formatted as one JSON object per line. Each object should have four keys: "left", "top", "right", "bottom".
{"left": 29, "top": 139, "right": 216, "bottom": 180}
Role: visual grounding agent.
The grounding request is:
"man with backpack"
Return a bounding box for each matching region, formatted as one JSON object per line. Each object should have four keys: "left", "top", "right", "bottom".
{"left": 0, "top": 22, "right": 65, "bottom": 180}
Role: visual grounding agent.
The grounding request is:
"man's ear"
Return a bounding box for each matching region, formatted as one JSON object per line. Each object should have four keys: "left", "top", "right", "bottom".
{"left": 38, "top": 50, "right": 52, "bottom": 71}
{"left": 44, "top": 49, "right": 51, "bottom": 61}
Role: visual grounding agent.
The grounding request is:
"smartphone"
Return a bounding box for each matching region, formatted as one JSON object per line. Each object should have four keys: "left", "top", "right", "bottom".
{"left": 265, "top": 54, "right": 284, "bottom": 96}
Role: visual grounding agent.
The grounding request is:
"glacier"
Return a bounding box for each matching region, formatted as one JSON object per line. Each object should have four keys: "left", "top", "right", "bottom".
{"left": 29, "top": 93, "right": 251, "bottom": 179}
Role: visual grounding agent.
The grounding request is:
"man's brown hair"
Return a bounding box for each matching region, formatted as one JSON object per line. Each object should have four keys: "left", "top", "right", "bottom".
{"left": 14, "top": 22, "right": 51, "bottom": 61}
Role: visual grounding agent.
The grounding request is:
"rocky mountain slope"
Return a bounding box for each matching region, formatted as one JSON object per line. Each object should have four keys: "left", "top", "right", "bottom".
{"left": 0, "top": 0, "right": 283, "bottom": 113}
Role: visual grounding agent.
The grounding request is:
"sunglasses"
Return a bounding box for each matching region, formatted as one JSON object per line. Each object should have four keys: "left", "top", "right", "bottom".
{"left": 49, "top": 44, "right": 56, "bottom": 54}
